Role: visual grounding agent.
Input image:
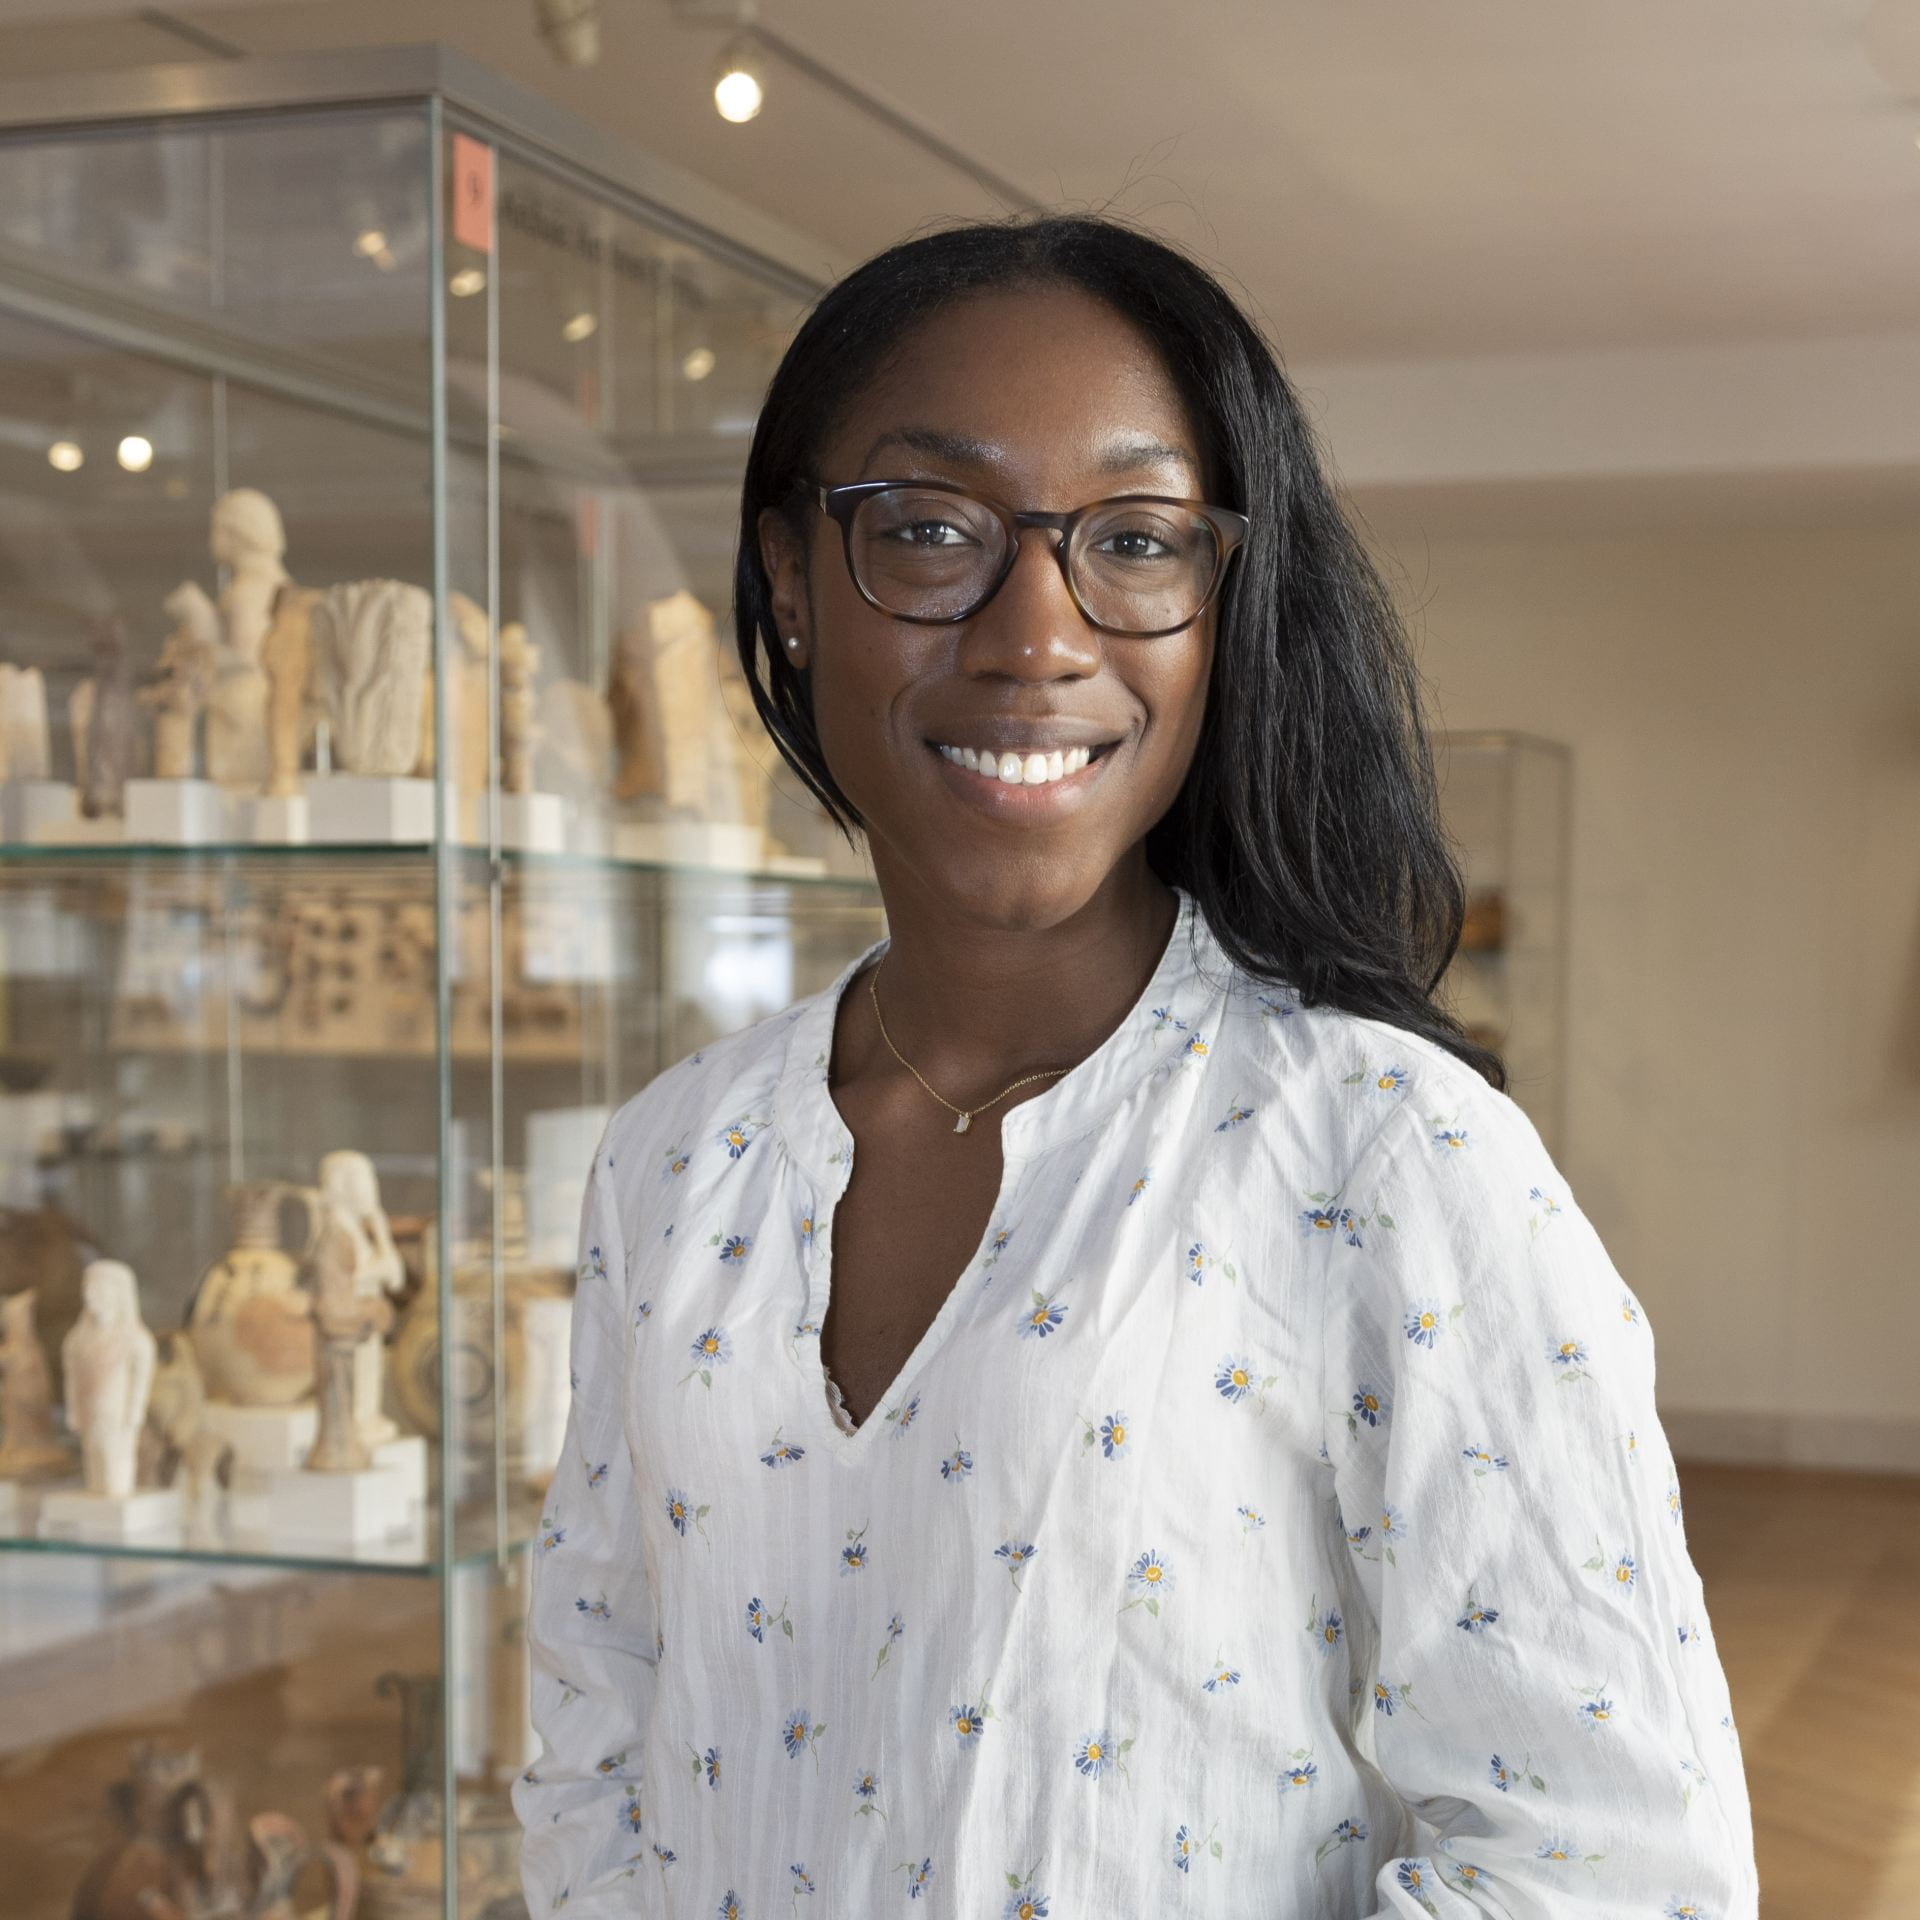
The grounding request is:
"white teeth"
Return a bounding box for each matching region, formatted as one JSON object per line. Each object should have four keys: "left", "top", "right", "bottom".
{"left": 935, "top": 743, "right": 1094, "bottom": 787}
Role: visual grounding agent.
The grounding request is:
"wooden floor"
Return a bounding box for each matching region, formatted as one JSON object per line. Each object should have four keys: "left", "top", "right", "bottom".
{"left": 1683, "top": 1463, "right": 1920, "bottom": 1919}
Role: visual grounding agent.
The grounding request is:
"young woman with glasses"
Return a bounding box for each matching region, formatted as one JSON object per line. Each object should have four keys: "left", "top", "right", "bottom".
{"left": 515, "top": 215, "right": 1758, "bottom": 1920}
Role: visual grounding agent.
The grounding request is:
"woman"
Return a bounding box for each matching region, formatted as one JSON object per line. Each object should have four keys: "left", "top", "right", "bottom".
{"left": 514, "top": 215, "right": 1758, "bottom": 1919}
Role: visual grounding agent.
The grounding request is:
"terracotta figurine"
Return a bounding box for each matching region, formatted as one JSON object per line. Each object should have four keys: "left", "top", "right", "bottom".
{"left": 61, "top": 1259, "right": 158, "bottom": 1501}
{"left": 139, "top": 582, "right": 219, "bottom": 780}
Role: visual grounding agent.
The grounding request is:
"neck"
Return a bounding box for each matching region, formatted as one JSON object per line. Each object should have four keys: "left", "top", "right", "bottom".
{"left": 844, "top": 860, "right": 1180, "bottom": 1110}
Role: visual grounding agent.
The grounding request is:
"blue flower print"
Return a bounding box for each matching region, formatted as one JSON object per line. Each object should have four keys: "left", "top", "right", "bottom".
{"left": 1215, "top": 1355, "right": 1269, "bottom": 1403}
{"left": 1583, "top": 1539, "right": 1637, "bottom": 1595}
{"left": 1313, "top": 1818, "right": 1369, "bottom": 1868}
{"left": 950, "top": 1702, "right": 986, "bottom": 1747}
{"left": 1180, "top": 1030, "right": 1211, "bottom": 1063}
{"left": 840, "top": 1522, "right": 871, "bottom": 1575}
{"left": 885, "top": 1393, "right": 921, "bottom": 1437}
{"left": 1127, "top": 1168, "right": 1152, "bottom": 1206}
{"left": 1461, "top": 1444, "right": 1509, "bottom": 1476}
{"left": 1342, "top": 1061, "right": 1413, "bottom": 1097}
{"left": 1122, "top": 1547, "right": 1174, "bottom": 1616}
{"left": 871, "top": 1612, "right": 905, "bottom": 1678}
{"left": 1278, "top": 1753, "right": 1318, "bottom": 1791}
{"left": 855, "top": 1768, "right": 879, "bottom": 1797}
{"left": 1548, "top": 1335, "right": 1592, "bottom": 1379}
{"left": 1457, "top": 1591, "right": 1500, "bottom": 1633}
{"left": 1298, "top": 1203, "right": 1354, "bottom": 1243}
{"left": 680, "top": 1326, "right": 732, "bottom": 1388}
{"left": 1403, "top": 1300, "right": 1451, "bottom": 1349}
{"left": 799, "top": 1211, "right": 816, "bottom": 1249}
{"left": 703, "top": 1746, "right": 722, "bottom": 1790}
{"left": 1432, "top": 1127, "right": 1469, "bottom": 1151}
{"left": 1255, "top": 989, "right": 1297, "bottom": 1020}
{"left": 653, "top": 1842, "right": 676, "bottom": 1865}
{"left": 792, "top": 1316, "right": 820, "bottom": 1339}
{"left": 1098, "top": 1411, "right": 1131, "bottom": 1459}
{"left": 1074, "top": 1731, "right": 1118, "bottom": 1779}
{"left": 1020, "top": 1290, "right": 1068, "bottom": 1338}
{"left": 1527, "top": 1187, "right": 1565, "bottom": 1237}
{"left": 1576, "top": 1687, "right": 1619, "bottom": 1732}
{"left": 1666, "top": 1476, "right": 1684, "bottom": 1525}
{"left": 1395, "top": 1859, "right": 1439, "bottom": 1913}
{"left": 940, "top": 1442, "right": 973, "bottom": 1481}
{"left": 664, "top": 1488, "right": 709, "bottom": 1539}
{"left": 1307, "top": 1598, "right": 1343, "bottom": 1654}
{"left": 1490, "top": 1754, "right": 1511, "bottom": 1792}
{"left": 1621, "top": 1290, "right": 1642, "bottom": 1326}
{"left": 575, "top": 1593, "right": 611, "bottom": 1622}
{"left": 580, "top": 1244, "right": 608, "bottom": 1285}
{"left": 1536, "top": 1836, "right": 1595, "bottom": 1864}
{"left": 717, "top": 1116, "right": 761, "bottom": 1159}
{"left": 1173, "top": 1824, "right": 1197, "bottom": 1872}
{"left": 1002, "top": 1882, "right": 1050, "bottom": 1919}
{"left": 1201, "top": 1659, "right": 1241, "bottom": 1693}
{"left": 716, "top": 1233, "right": 752, "bottom": 1266}
{"left": 1372, "top": 1677, "right": 1417, "bottom": 1717}
{"left": 760, "top": 1429, "right": 806, "bottom": 1469}
{"left": 584, "top": 1460, "right": 608, "bottom": 1489}
{"left": 1237, "top": 1504, "right": 1266, "bottom": 1531}
{"left": 1377, "top": 1504, "right": 1410, "bottom": 1549}
{"left": 661, "top": 1145, "right": 692, "bottom": 1181}
{"left": 1214, "top": 1101, "right": 1256, "bottom": 1131}
{"left": 718, "top": 1892, "right": 741, "bottom": 1920}
{"left": 896, "top": 1857, "right": 933, "bottom": 1899}
{"left": 1664, "top": 1902, "right": 1712, "bottom": 1920}
{"left": 536, "top": 1517, "right": 566, "bottom": 1555}
{"left": 995, "top": 1541, "right": 1038, "bottom": 1591}
{"left": 1184, "top": 1241, "right": 1210, "bottom": 1284}
{"left": 619, "top": 1787, "right": 642, "bottom": 1833}
{"left": 1445, "top": 1860, "right": 1491, "bottom": 1896}
{"left": 790, "top": 1864, "right": 815, "bottom": 1896}
{"left": 745, "top": 1595, "right": 791, "bottom": 1644}
{"left": 634, "top": 1300, "right": 653, "bottom": 1324}
{"left": 781, "top": 1706, "right": 826, "bottom": 1762}
{"left": 1150, "top": 1004, "right": 1187, "bottom": 1035}
{"left": 1350, "top": 1382, "right": 1391, "bottom": 1429}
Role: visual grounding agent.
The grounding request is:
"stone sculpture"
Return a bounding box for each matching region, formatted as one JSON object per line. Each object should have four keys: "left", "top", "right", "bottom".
{"left": 300, "top": 1153, "right": 403, "bottom": 1473}
{"left": 261, "top": 583, "right": 320, "bottom": 798}
{"left": 0, "top": 661, "right": 51, "bottom": 780}
{"left": 143, "top": 1332, "right": 231, "bottom": 1533}
{"left": 203, "top": 487, "right": 288, "bottom": 792}
{"left": 186, "top": 1183, "right": 317, "bottom": 1406}
{"left": 70, "top": 619, "right": 139, "bottom": 817}
{"left": 499, "top": 619, "right": 540, "bottom": 795}
{"left": 61, "top": 1259, "right": 158, "bottom": 1501}
{"left": 309, "top": 579, "right": 432, "bottom": 777}
{"left": 417, "top": 589, "right": 493, "bottom": 789}
{"left": 0, "top": 1287, "right": 72, "bottom": 1474}
{"left": 139, "top": 582, "right": 219, "bottom": 780}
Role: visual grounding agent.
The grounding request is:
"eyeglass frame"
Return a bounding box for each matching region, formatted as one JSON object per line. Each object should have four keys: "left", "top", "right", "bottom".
{"left": 805, "top": 478, "right": 1252, "bottom": 639}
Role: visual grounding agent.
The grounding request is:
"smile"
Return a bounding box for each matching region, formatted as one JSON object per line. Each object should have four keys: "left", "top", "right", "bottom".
{"left": 931, "top": 742, "right": 1109, "bottom": 787}
{"left": 922, "top": 737, "right": 1120, "bottom": 818}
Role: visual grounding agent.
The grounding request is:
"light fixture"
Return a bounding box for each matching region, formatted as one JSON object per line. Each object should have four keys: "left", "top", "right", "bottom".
{"left": 562, "top": 311, "right": 598, "bottom": 343}
{"left": 681, "top": 346, "right": 716, "bottom": 381}
{"left": 47, "top": 440, "right": 83, "bottom": 472}
{"left": 713, "top": 35, "right": 765, "bottom": 122}
{"left": 116, "top": 435, "right": 154, "bottom": 473}
{"left": 535, "top": 0, "right": 600, "bottom": 68}
{"left": 449, "top": 268, "right": 487, "bottom": 298}
{"left": 353, "top": 228, "right": 388, "bottom": 258}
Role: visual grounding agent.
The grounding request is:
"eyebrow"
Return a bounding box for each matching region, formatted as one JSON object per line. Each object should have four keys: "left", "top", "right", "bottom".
{"left": 857, "top": 427, "right": 1198, "bottom": 482}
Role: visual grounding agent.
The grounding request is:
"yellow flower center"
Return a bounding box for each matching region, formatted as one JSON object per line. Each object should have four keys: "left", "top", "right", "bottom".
{"left": 1086, "top": 1742, "right": 1102, "bottom": 1761}
{"left": 1110, "top": 1424, "right": 1125, "bottom": 1445}
{"left": 1144, "top": 1564, "right": 1162, "bottom": 1582}
{"left": 1420, "top": 1313, "right": 1436, "bottom": 1330}
{"left": 1232, "top": 1369, "right": 1249, "bottom": 1388}
{"left": 1313, "top": 1215, "right": 1332, "bottom": 1231}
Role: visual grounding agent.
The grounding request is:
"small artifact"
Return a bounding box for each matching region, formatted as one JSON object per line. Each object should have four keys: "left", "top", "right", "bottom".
{"left": 0, "top": 1287, "right": 73, "bottom": 1474}
{"left": 322, "top": 1149, "right": 406, "bottom": 1450}
{"left": 535, "top": 676, "right": 613, "bottom": 800}
{"left": 61, "top": 1259, "right": 158, "bottom": 1501}
{"left": 142, "top": 1332, "right": 232, "bottom": 1533}
{"left": 649, "top": 587, "right": 720, "bottom": 814}
{"left": 261, "top": 583, "right": 321, "bottom": 797}
{"left": 607, "top": 621, "right": 663, "bottom": 802}
{"left": 0, "top": 661, "right": 52, "bottom": 780}
{"left": 70, "top": 618, "right": 139, "bottom": 817}
{"left": 204, "top": 487, "right": 289, "bottom": 792}
{"left": 186, "top": 1183, "right": 317, "bottom": 1407}
{"left": 139, "top": 581, "right": 220, "bottom": 780}
{"left": 498, "top": 619, "right": 540, "bottom": 795}
{"left": 418, "top": 589, "right": 493, "bottom": 787}
{"left": 310, "top": 579, "right": 432, "bottom": 777}
{"left": 300, "top": 1155, "right": 402, "bottom": 1474}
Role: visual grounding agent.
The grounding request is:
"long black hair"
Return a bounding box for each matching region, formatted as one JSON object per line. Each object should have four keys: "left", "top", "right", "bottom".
{"left": 732, "top": 211, "right": 1504, "bottom": 1090}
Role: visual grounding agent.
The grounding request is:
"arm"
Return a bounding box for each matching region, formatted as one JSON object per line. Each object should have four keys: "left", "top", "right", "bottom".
{"left": 513, "top": 1125, "right": 662, "bottom": 1912}
{"left": 1320, "top": 1080, "right": 1757, "bottom": 1918}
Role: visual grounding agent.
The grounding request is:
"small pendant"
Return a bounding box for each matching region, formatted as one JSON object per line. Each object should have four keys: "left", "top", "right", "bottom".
{"left": 953, "top": 1111, "right": 971, "bottom": 1134}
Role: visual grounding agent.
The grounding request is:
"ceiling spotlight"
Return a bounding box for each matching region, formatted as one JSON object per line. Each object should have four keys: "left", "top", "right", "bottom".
{"left": 681, "top": 346, "right": 716, "bottom": 381}
{"left": 47, "top": 440, "right": 83, "bottom": 472}
{"left": 714, "top": 36, "right": 765, "bottom": 122}
{"left": 449, "top": 268, "right": 487, "bottom": 298}
{"left": 562, "top": 311, "right": 598, "bottom": 343}
{"left": 116, "top": 435, "right": 154, "bottom": 473}
{"left": 353, "top": 228, "right": 388, "bottom": 258}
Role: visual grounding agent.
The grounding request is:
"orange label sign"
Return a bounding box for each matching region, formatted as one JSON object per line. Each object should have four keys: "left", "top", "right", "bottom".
{"left": 451, "top": 133, "right": 494, "bottom": 256}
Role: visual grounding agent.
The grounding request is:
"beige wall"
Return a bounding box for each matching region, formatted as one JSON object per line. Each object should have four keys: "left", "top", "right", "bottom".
{"left": 1361, "top": 514, "right": 1920, "bottom": 1471}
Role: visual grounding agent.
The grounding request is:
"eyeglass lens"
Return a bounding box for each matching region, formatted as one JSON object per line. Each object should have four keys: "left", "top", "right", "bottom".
{"left": 849, "top": 487, "right": 1220, "bottom": 631}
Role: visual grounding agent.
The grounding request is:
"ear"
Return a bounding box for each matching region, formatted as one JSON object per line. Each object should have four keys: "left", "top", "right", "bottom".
{"left": 756, "top": 505, "right": 811, "bottom": 671}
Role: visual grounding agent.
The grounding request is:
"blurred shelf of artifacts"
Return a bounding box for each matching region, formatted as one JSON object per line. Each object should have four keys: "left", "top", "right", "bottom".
{"left": 0, "top": 46, "right": 885, "bottom": 1920}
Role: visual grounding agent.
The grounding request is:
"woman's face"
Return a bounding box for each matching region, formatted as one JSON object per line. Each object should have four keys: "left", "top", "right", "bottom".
{"left": 759, "top": 283, "right": 1218, "bottom": 928}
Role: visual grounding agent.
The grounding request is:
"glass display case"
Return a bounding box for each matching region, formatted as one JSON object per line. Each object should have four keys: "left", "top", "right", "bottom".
{"left": 1433, "top": 730, "right": 1572, "bottom": 1155}
{"left": 0, "top": 47, "right": 884, "bottom": 1918}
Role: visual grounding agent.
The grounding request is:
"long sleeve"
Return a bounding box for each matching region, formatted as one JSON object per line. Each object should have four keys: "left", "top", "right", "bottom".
{"left": 513, "top": 1124, "right": 663, "bottom": 1913}
{"left": 1318, "top": 1076, "right": 1758, "bottom": 1919}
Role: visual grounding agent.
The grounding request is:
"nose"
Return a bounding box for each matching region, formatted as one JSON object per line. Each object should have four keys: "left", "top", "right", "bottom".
{"left": 957, "top": 524, "right": 1100, "bottom": 679}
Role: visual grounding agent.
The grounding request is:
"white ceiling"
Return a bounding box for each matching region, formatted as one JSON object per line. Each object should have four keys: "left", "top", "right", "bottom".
{"left": 0, "top": 0, "right": 1915, "bottom": 531}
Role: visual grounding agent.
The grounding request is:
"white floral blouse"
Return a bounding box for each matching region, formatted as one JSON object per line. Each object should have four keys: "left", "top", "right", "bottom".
{"left": 514, "top": 884, "right": 1758, "bottom": 1920}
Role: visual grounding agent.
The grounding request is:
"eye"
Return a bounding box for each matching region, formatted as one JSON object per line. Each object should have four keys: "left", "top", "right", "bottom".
{"left": 885, "top": 516, "right": 977, "bottom": 549}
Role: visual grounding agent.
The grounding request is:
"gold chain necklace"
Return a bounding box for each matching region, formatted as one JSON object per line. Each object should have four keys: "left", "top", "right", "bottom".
{"left": 867, "top": 960, "right": 1071, "bottom": 1135}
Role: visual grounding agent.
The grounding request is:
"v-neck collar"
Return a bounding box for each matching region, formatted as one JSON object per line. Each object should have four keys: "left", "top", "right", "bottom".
{"left": 771, "top": 884, "right": 1220, "bottom": 1186}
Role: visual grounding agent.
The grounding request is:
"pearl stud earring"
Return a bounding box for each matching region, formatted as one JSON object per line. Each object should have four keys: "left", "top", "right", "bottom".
{"left": 785, "top": 636, "right": 800, "bottom": 649}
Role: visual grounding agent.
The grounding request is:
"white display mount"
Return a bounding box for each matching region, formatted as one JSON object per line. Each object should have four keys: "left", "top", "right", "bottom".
{"left": 123, "top": 777, "right": 230, "bottom": 845}
{"left": 39, "top": 1484, "right": 186, "bottom": 1546}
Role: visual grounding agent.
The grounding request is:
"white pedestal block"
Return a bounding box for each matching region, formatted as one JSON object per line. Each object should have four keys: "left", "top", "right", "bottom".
{"left": 124, "top": 778, "right": 229, "bottom": 845}
{"left": 39, "top": 1485, "right": 185, "bottom": 1545}
{"left": 308, "top": 774, "right": 445, "bottom": 843}
{"left": 0, "top": 1480, "right": 19, "bottom": 1534}
{"left": 3, "top": 779, "right": 78, "bottom": 842}
{"left": 498, "top": 791, "right": 565, "bottom": 854}
{"left": 373, "top": 1433, "right": 428, "bottom": 1506}
{"left": 763, "top": 852, "right": 829, "bottom": 879}
{"left": 615, "top": 819, "right": 766, "bottom": 871}
{"left": 562, "top": 809, "right": 609, "bottom": 858}
{"left": 201, "top": 1402, "right": 318, "bottom": 1478}
{"left": 230, "top": 1462, "right": 409, "bottom": 1545}
{"left": 250, "top": 793, "right": 310, "bottom": 844}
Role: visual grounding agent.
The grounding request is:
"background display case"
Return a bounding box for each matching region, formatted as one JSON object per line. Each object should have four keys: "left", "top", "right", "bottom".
{"left": 0, "top": 48, "right": 884, "bottom": 1918}
{"left": 1434, "top": 729, "right": 1572, "bottom": 1155}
